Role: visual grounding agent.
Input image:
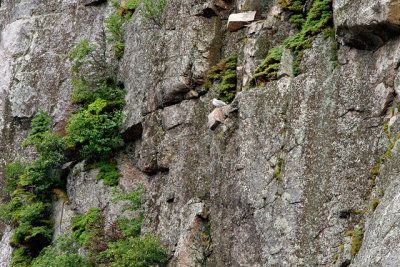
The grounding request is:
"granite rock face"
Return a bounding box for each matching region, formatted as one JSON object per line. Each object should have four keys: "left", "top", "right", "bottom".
{"left": 334, "top": 0, "right": 400, "bottom": 49}
{"left": 2, "top": 0, "right": 400, "bottom": 266}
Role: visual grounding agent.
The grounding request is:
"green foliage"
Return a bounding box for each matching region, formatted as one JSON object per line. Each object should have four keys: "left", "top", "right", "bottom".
{"left": 65, "top": 108, "right": 123, "bottom": 161}
{"left": 66, "top": 41, "right": 125, "bottom": 164}
{"left": 206, "top": 54, "right": 238, "bottom": 103}
{"left": 68, "top": 40, "right": 96, "bottom": 74}
{"left": 141, "top": 0, "right": 167, "bottom": 27}
{"left": 68, "top": 185, "right": 166, "bottom": 266}
{"left": 285, "top": 0, "right": 333, "bottom": 75}
{"left": 249, "top": 46, "right": 284, "bottom": 87}
{"left": 31, "top": 234, "right": 90, "bottom": 267}
{"left": 1, "top": 111, "right": 67, "bottom": 265}
{"left": 5, "top": 159, "right": 26, "bottom": 193}
{"left": 105, "top": 11, "right": 126, "bottom": 60}
{"left": 96, "top": 160, "right": 121, "bottom": 186}
{"left": 112, "top": 185, "right": 144, "bottom": 237}
{"left": 278, "top": 0, "right": 306, "bottom": 27}
{"left": 72, "top": 208, "right": 102, "bottom": 247}
{"left": 100, "top": 233, "right": 167, "bottom": 267}
{"left": 248, "top": 0, "right": 333, "bottom": 88}
{"left": 22, "top": 109, "right": 51, "bottom": 149}
{"left": 105, "top": 0, "right": 140, "bottom": 59}
{"left": 347, "top": 227, "right": 364, "bottom": 256}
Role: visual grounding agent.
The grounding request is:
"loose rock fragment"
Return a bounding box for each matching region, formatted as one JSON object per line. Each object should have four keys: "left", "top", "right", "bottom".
{"left": 227, "top": 11, "right": 257, "bottom": 32}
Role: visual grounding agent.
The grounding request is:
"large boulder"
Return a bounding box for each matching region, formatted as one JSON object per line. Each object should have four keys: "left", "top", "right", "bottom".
{"left": 334, "top": 0, "right": 400, "bottom": 49}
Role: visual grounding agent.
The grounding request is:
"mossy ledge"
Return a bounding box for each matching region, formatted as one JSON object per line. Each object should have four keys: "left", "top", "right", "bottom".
{"left": 248, "top": 0, "right": 333, "bottom": 88}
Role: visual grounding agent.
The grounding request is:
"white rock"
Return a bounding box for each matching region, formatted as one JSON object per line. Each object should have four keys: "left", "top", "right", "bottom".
{"left": 227, "top": 11, "right": 257, "bottom": 32}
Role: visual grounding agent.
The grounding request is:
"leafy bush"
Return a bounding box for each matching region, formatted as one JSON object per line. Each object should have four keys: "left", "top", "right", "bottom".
{"left": 69, "top": 185, "right": 167, "bottom": 266}
{"left": 4, "top": 159, "right": 26, "bottom": 193}
{"left": 105, "top": 0, "right": 140, "bottom": 59}
{"left": 72, "top": 208, "right": 103, "bottom": 247}
{"left": 1, "top": 111, "right": 67, "bottom": 265}
{"left": 100, "top": 233, "right": 167, "bottom": 267}
{"left": 31, "top": 234, "right": 90, "bottom": 267}
{"left": 96, "top": 160, "right": 121, "bottom": 186}
{"left": 142, "top": 0, "right": 167, "bottom": 27}
{"left": 64, "top": 108, "right": 123, "bottom": 161}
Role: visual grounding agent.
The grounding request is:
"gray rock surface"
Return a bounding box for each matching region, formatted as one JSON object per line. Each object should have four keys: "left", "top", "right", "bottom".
{"left": 2, "top": 0, "right": 400, "bottom": 266}
{"left": 334, "top": 0, "right": 400, "bottom": 49}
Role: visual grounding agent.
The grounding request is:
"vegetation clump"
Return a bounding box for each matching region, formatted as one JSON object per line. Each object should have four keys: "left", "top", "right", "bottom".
{"left": 0, "top": 111, "right": 66, "bottom": 266}
{"left": 31, "top": 234, "right": 89, "bottom": 267}
{"left": 67, "top": 40, "right": 125, "bottom": 185}
{"left": 248, "top": 0, "right": 333, "bottom": 88}
{"left": 206, "top": 54, "right": 238, "bottom": 103}
{"left": 105, "top": 0, "right": 167, "bottom": 59}
{"left": 370, "top": 199, "right": 380, "bottom": 212}
{"left": 347, "top": 227, "right": 364, "bottom": 256}
{"left": 284, "top": 0, "right": 333, "bottom": 75}
{"left": 278, "top": 0, "right": 306, "bottom": 28}
{"left": 249, "top": 46, "right": 284, "bottom": 87}
{"left": 69, "top": 185, "right": 167, "bottom": 266}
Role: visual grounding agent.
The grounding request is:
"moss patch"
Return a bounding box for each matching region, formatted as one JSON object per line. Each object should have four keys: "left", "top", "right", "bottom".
{"left": 206, "top": 54, "right": 237, "bottom": 103}
{"left": 249, "top": 46, "right": 284, "bottom": 87}
{"left": 278, "top": 0, "right": 306, "bottom": 28}
{"left": 369, "top": 199, "right": 380, "bottom": 212}
{"left": 347, "top": 227, "right": 364, "bottom": 256}
{"left": 273, "top": 158, "right": 285, "bottom": 182}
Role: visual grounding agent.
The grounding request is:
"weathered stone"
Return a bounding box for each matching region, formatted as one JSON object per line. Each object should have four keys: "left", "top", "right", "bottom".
{"left": 4, "top": 0, "right": 400, "bottom": 266}
{"left": 277, "top": 49, "right": 294, "bottom": 79}
{"left": 227, "top": 11, "right": 257, "bottom": 32}
{"left": 334, "top": 0, "right": 400, "bottom": 49}
{"left": 184, "top": 90, "right": 199, "bottom": 100}
{"left": 0, "top": 226, "right": 12, "bottom": 267}
{"left": 208, "top": 108, "right": 224, "bottom": 130}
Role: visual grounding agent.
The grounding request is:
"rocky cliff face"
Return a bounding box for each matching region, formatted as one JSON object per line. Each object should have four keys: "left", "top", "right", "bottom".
{"left": 2, "top": 0, "right": 400, "bottom": 266}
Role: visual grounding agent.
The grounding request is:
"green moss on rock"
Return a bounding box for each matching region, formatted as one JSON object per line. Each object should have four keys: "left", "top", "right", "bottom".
{"left": 347, "top": 227, "right": 364, "bottom": 256}
{"left": 249, "top": 46, "right": 284, "bottom": 87}
{"left": 206, "top": 54, "right": 238, "bottom": 103}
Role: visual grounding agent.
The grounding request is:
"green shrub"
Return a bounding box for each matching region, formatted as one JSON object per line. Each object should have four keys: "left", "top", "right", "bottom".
{"left": 100, "top": 233, "right": 168, "bottom": 267}
{"left": 96, "top": 160, "right": 121, "bottom": 186}
{"left": 32, "top": 234, "right": 90, "bottom": 267}
{"left": 105, "top": 0, "right": 140, "bottom": 59}
{"left": 64, "top": 108, "right": 123, "bottom": 161}
{"left": 285, "top": 0, "right": 333, "bottom": 74}
{"left": 5, "top": 159, "right": 26, "bottom": 193}
{"left": 112, "top": 185, "right": 144, "bottom": 237}
{"left": 66, "top": 41, "right": 125, "bottom": 163}
{"left": 2, "top": 110, "right": 67, "bottom": 265}
{"left": 248, "top": 0, "right": 333, "bottom": 88}
{"left": 72, "top": 208, "right": 103, "bottom": 247}
{"left": 141, "top": 0, "right": 167, "bottom": 27}
{"left": 22, "top": 109, "right": 51, "bottom": 149}
{"left": 206, "top": 54, "right": 238, "bottom": 103}
{"left": 278, "top": 0, "right": 306, "bottom": 28}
